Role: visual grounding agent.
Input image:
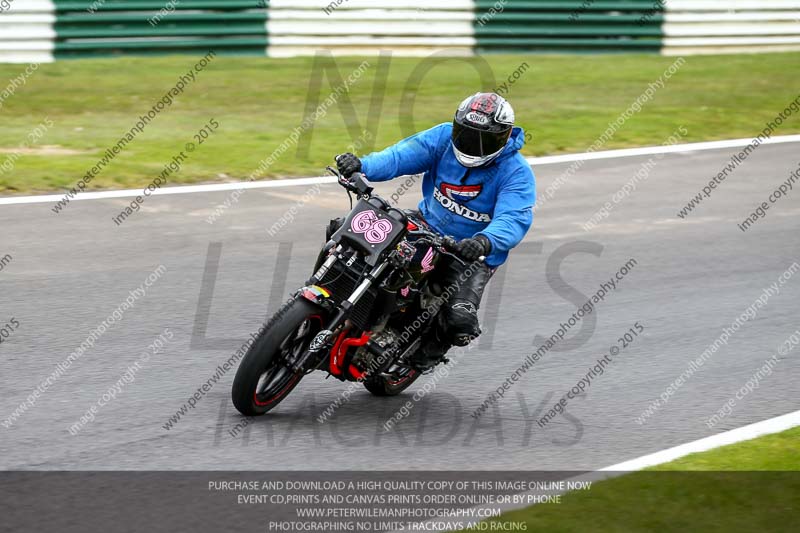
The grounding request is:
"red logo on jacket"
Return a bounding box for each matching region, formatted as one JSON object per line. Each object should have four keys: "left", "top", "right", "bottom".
{"left": 440, "top": 183, "right": 482, "bottom": 203}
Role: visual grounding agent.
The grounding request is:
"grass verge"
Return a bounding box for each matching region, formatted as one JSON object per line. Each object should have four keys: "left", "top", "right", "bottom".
{"left": 467, "top": 426, "right": 800, "bottom": 532}
{"left": 0, "top": 53, "right": 799, "bottom": 194}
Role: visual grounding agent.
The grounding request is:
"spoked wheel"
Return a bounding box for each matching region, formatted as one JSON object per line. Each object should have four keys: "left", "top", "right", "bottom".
{"left": 231, "top": 297, "right": 322, "bottom": 416}
{"left": 363, "top": 366, "right": 421, "bottom": 396}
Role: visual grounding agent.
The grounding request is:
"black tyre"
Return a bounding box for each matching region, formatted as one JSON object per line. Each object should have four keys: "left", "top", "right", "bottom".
{"left": 363, "top": 368, "right": 421, "bottom": 397}
{"left": 231, "top": 297, "right": 322, "bottom": 416}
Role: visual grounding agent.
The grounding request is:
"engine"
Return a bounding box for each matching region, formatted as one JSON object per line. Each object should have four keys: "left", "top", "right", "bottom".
{"left": 351, "top": 327, "right": 401, "bottom": 375}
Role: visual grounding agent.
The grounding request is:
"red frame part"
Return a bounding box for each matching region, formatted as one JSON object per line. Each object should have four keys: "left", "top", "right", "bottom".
{"left": 329, "top": 330, "right": 371, "bottom": 378}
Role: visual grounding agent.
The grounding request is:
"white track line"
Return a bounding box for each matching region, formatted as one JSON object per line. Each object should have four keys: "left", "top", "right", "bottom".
{"left": 0, "top": 176, "right": 340, "bottom": 206}
{"left": 409, "top": 409, "right": 800, "bottom": 533}
{"left": 2, "top": 134, "right": 799, "bottom": 207}
{"left": 600, "top": 408, "right": 800, "bottom": 472}
{"left": 525, "top": 133, "right": 800, "bottom": 165}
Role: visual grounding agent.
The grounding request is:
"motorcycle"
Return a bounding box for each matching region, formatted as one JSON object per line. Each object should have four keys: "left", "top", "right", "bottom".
{"left": 231, "top": 167, "right": 478, "bottom": 416}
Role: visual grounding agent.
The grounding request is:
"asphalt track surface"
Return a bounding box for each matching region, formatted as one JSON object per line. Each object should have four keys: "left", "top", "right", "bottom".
{"left": 1, "top": 141, "right": 798, "bottom": 471}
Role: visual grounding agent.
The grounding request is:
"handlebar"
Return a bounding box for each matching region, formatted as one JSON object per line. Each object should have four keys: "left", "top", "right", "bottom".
{"left": 327, "top": 166, "right": 373, "bottom": 197}
{"left": 327, "top": 164, "right": 483, "bottom": 264}
{"left": 415, "top": 233, "right": 484, "bottom": 265}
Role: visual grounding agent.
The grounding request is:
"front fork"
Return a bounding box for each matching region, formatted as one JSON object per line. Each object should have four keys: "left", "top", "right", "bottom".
{"left": 289, "top": 250, "right": 389, "bottom": 372}
{"left": 308, "top": 243, "right": 340, "bottom": 286}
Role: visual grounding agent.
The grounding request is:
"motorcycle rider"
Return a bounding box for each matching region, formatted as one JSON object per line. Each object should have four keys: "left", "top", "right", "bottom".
{"left": 335, "top": 92, "right": 536, "bottom": 370}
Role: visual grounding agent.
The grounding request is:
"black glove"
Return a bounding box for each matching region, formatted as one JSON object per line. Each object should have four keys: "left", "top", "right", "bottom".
{"left": 335, "top": 153, "right": 362, "bottom": 178}
{"left": 455, "top": 235, "right": 491, "bottom": 262}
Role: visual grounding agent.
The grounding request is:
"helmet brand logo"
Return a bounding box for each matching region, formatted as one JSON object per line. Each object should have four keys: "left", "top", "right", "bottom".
{"left": 466, "top": 112, "right": 489, "bottom": 125}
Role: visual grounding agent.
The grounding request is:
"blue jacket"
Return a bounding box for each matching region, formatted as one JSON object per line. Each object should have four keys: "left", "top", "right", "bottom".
{"left": 361, "top": 123, "right": 536, "bottom": 267}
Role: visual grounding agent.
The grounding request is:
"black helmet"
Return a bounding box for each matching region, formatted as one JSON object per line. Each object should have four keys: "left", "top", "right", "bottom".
{"left": 452, "top": 92, "right": 515, "bottom": 167}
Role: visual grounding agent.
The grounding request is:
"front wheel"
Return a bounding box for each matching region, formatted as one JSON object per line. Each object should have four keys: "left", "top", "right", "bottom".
{"left": 231, "top": 297, "right": 322, "bottom": 416}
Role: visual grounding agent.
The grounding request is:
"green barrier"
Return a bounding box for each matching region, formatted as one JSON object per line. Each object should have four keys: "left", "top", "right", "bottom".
{"left": 475, "top": 0, "right": 665, "bottom": 54}
{"left": 53, "top": 0, "right": 269, "bottom": 59}
{"left": 55, "top": 0, "right": 268, "bottom": 10}
{"left": 48, "top": 0, "right": 667, "bottom": 59}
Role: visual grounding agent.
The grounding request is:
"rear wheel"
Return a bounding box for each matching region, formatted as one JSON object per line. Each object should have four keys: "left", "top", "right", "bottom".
{"left": 363, "top": 367, "right": 420, "bottom": 396}
{"left": 231, "top": 297, "right": 322, "bottom": 416}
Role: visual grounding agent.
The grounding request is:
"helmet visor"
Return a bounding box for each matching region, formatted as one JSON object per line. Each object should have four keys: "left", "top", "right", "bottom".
{"left": 452, "top": 122, "right": 510, "bottom": 159}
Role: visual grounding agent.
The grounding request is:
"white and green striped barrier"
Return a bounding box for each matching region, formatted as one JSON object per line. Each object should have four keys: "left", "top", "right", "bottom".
{"left": 1, "top": 0, "right": 799, "bottom": 62}
{"left": 0, "top": 0, "right": 55, "bottom": 63}
{"left": 663, "top": 0, "right": 800, "bottom": 55}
